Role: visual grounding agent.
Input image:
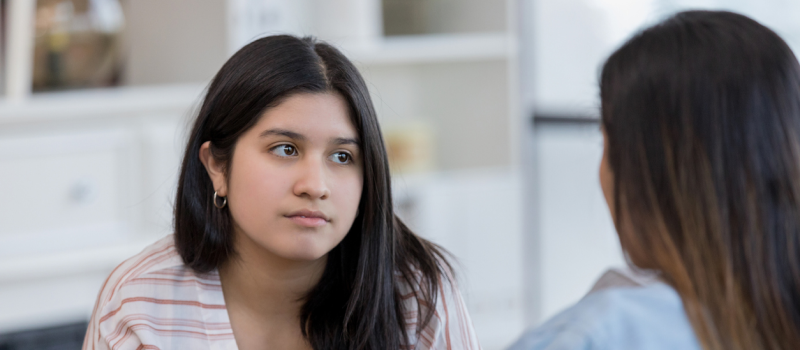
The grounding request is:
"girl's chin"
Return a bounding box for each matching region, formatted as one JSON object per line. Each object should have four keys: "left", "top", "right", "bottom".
{"left": 241, "top": 230, "right": 343, "bottom": 263}
{"left": 271, "top": 244, "right": 333, "bottom": 262}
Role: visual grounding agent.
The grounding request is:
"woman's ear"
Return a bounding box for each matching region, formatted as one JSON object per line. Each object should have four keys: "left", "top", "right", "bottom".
{"left": 199, "top": 141, "right": 228, "bottom": 196}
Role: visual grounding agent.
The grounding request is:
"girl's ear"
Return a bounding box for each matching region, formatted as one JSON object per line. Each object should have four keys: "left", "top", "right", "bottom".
{"left": 199, "top": 141, "right": 228, "bottom": 196}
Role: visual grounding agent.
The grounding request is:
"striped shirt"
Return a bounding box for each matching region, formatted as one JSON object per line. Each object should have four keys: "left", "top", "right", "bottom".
{"left": 82, "top": 235, "right": 481, "bottom": 350}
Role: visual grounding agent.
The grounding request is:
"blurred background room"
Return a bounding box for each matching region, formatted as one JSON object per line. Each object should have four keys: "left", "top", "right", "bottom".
{"left": 1, "top": 0, "right": 800, "bottom": 349}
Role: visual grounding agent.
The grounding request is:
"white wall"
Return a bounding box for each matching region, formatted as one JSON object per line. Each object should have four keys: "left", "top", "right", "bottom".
{"left": 532, "top": 0, "right": 800, "bottom": 116}
{"left": 535, "top": 122, "right": 625, "bottom": 321}
{"left": 393, "top": 169, "right": 525, "bottom": 350}
{"left": 527, "top": 2, "right": 800, "bottom": 321}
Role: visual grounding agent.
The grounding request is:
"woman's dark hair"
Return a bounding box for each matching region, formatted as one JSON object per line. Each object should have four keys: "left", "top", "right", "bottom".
{"left": 173, "top": 35, "right": 451, "bottom": 349}
{"left": 601, "top": 10, "right": 800, "bottom": 350}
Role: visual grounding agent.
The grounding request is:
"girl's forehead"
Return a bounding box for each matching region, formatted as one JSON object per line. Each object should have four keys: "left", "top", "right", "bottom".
{"left": 252, "top": 92, "right": 358, "bottom": 139}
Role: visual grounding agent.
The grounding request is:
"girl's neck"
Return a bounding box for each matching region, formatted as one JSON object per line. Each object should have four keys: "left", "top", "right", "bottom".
{"left": 219, "top": 231, "right": 326, "bottom": 319}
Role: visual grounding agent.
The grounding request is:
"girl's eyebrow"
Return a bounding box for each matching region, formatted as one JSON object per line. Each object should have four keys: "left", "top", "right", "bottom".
{"left": 260, "top": 128, "right": 305, "bottom": 141}
{"left": 261, "top": 128, "right": 359, "bottom": 148}
{"left": 333, "top": 137, "right": 360, "bottom": 148}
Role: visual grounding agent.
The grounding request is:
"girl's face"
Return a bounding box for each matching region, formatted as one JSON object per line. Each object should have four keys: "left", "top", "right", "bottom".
{"left": 202, "top": 92, "right": 363, "bottom": 262}
{"left": 599, "top": 128, "right": 616, "bottom": 224}
{"left": 600, "top": 127, "right": 647, "bottom": 267}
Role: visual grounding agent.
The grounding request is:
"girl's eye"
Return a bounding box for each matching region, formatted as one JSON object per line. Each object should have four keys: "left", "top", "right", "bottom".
{"left": 271, "top": 144, "right": 297, "bottom": 157}
{"left": 330, "top": 152, "right": 351, "bottom": 164}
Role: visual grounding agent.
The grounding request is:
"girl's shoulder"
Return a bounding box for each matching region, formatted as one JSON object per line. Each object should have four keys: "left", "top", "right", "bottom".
{"left": 509, "top": 280, "right": 701, "bottom": 350}
{"left": 83, "top": 235, "right": 233, "bottom": 350}
{"left": 395, "top": 264, "right": 482, "bottom": 350}
{"left": 91, "top": 235, "right": 205, "bottom": 306}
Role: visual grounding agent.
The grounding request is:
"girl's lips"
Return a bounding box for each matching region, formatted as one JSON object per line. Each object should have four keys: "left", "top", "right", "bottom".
{"left": 285, "top": 209, "right": 330, "bottom": 228}
{"left": 286, "top": 215, "right": 328, "bottom": 227}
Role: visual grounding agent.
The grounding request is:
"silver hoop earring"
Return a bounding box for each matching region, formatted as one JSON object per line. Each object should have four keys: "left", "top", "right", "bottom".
{"left": 213, "top": 191, "right": 227, "bottom": 209}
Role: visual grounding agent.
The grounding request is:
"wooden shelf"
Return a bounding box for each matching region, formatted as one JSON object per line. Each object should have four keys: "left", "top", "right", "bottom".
{"left": 0, "top": 84, "right": 204, "bottom": 123}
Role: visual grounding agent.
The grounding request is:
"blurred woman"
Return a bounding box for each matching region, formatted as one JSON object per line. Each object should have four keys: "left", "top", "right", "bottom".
{"left": 511, "top": 10, "right": 800, "bottom": 350}
{"left": 83, "top": 35, "right": 479, "bottom": 350}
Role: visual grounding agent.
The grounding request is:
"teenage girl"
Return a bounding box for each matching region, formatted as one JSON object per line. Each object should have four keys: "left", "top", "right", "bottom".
{"left": 83, "top": 35, "right": 480, "bottom": 350}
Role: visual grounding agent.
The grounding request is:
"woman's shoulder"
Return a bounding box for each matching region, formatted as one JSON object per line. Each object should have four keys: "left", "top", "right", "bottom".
{"left": 83, "top": 235, "right": 231, "bottom": 349}
{"left": 94, "top": 235, "right": 196, "bottom": 298}
{"left": 395, "top": 264, "right": 482, "bottom": 350}
{"left": 509, "top": 283, "right": 701, "bottom": 350}
{"left": 92, "top": 234, "right": 227, "bottom": 310}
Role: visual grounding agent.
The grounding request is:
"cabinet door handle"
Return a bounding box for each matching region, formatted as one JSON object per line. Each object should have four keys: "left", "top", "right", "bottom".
{"left": 69, "top": 178, "right": 96, "bottom": 205}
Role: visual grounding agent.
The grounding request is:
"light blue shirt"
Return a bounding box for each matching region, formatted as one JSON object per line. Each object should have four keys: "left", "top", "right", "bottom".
{"left": 509, "top": 283, "right": 701, "bottom": 350}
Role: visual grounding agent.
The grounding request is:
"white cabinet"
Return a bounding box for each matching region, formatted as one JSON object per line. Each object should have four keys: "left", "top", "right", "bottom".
{"left": 139, "top": 119, "right": 187, "bottom": 236}
{"left": 0, "top": 129, "right": 136, "bottom": 257}
{"left": 0, "top": 84, "right": 202, "bottom": 333}
{"left": 534, "top": 121, "right": 625, "bottom": 321}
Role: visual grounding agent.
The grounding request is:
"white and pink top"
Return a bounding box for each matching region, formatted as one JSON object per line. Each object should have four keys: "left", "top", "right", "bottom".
{"left": 82, "top": 235, "right": 481, "bottom": 350}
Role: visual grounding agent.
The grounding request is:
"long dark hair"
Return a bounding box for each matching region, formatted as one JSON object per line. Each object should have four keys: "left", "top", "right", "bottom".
{"left": 173, "top": 35, "right": 451, "bottom": 349}
{"left": 600, "top": 10, "right": 800, "bottom": 350}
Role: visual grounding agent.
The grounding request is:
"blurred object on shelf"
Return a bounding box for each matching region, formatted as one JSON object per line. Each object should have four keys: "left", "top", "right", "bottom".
{"left": 226, "top": 0, "right": 312, "bottom": 54}
{"left": 32, "top": 0, "right": 124, "bottom": 92}
{"left": 382, "top": 0, "right": 425, "bottom": 35}
{"left": 382, "top": 0, "right": 505, "bottom": 36}
{"left": 383, "top": 120, "right": 435, "bottom": 174}
{"left": 312, "top": 0, "right": 381, "bottom": 46}
{"left": 227, "top": 0, "right": 380, "bottom": 54}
